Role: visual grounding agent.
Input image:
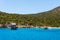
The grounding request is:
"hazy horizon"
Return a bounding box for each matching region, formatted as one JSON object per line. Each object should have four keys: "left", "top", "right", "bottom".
{"left": 0, "top": 0, "right": 60, "bottom": 14}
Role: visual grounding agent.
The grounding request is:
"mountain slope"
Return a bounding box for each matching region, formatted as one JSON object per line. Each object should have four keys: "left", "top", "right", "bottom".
{"left": 0, "top": 6, "right": 60, "bottom": 27}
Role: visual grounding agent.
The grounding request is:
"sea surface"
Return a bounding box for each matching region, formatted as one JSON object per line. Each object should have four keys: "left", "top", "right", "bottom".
{"left": 0, "top": 28, "right": 60, "bottom": 40}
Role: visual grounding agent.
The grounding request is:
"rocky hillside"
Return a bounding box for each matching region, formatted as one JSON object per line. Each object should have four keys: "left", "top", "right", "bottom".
{"left": 0, "top": 6, "right": 60, "bottom": 27}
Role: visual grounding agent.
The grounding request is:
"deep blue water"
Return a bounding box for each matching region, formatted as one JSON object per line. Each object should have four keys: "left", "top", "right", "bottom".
{"left": 0, "top": 28, "right": 60, "bottom": 40}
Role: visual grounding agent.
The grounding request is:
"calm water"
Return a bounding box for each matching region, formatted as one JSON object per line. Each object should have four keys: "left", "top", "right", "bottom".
{"left": 0, "top": 28, "right": 60, "bottom": 40}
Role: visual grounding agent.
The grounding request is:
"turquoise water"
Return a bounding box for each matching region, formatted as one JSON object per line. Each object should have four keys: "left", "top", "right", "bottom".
{"left": 0, "top": 28, "right": 60, "bottom": 40}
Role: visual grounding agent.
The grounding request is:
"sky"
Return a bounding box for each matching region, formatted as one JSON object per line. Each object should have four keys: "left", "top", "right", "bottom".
{"left": 0, "top": 0, "right": 60, "bottom": 14}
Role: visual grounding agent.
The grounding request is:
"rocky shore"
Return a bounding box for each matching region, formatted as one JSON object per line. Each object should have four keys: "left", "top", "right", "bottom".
{"left": 0, "top": 24, "right": 60, "bottom": 29}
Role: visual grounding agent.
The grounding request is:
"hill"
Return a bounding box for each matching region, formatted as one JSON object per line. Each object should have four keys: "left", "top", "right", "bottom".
{"left": 0, "top": 6, "right": 60, "bottom": 27}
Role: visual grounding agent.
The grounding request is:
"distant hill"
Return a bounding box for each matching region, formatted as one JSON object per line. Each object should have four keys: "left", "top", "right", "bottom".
{"left": 0, "top": 6, "right": 60, "bottom": 27}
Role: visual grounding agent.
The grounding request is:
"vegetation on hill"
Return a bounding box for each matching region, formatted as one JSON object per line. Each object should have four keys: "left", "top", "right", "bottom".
{"left": 0, "top": 6, "right": 60, "bottom": 27}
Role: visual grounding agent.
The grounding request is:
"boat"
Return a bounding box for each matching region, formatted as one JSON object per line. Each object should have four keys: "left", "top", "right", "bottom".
{"left": 10, "top": 23, "right": 18, "bottom": 30}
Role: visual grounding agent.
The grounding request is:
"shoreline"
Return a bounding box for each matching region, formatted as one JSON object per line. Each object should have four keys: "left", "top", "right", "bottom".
{"left": 0, "top": 24, "right": 60, "bottom": 29}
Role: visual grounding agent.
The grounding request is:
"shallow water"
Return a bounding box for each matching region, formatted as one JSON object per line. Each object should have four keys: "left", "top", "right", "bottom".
{"left": 0, "top": 28, "right": 60, "bottom": 40}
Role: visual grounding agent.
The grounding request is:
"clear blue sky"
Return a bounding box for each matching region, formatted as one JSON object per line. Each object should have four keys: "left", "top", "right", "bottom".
{"left": 0, "top": 0, "right": 60, "bottom": 14}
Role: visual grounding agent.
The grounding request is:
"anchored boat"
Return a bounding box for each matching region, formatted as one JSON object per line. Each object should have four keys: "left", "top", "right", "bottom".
{"left": 10, "top": 23, "right": 18, "bottom": 30}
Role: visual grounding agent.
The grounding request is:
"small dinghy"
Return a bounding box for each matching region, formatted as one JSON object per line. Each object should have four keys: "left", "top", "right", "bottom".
{"left": 44, "top": 27, "right": 48, "bottom": 29}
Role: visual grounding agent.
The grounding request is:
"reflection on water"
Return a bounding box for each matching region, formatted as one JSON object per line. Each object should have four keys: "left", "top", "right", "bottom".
{"left": 0, "top": 28, "right": 60, "bottom": 40}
